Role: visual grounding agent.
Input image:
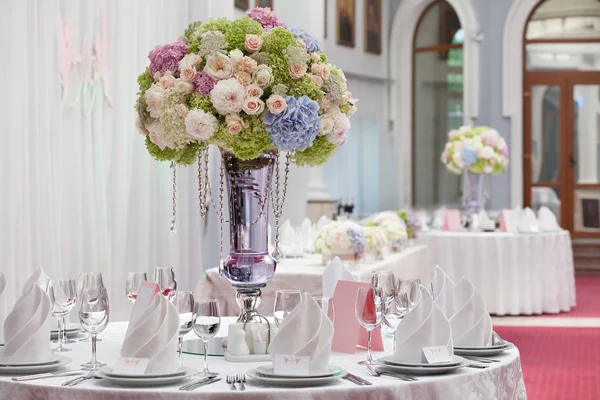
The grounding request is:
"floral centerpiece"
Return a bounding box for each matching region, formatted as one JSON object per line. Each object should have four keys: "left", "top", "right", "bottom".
{"left": 440, "top": 126, "right": 509, "bottom": 213}
{"left": 363, "top": 225, "right": 387, "bottom": 261}
{"left": 398, "top": 211, "right": 421, "bottom": 239}
{"left": 134, "top": 7, "right": 357, "bottom": 322}
{"left": 314, "top": 221, "right": 366, "bottom": 265}
{"left": 366, "top": 212, "right": 408, "bottom": 252}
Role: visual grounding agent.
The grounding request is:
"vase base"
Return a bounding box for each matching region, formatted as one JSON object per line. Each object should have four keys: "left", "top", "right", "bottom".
{"left": 235, "top": 288, "right": 264, "bottom": 323}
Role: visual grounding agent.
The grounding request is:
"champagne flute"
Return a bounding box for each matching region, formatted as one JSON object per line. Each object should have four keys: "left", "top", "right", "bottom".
{"left": 192, "top": 299, "right": 220, "bottom": 377}
{"left": 273, "top": 290, "right": 302, "bottom": 327}
{"left": 60, "top": 279, "right": 78, "bottom": 344}
{"left": 46, "top": 279, "right": 77, "bottom": 352}
{"left": 126, "top": 272, "right": 148, "bottom": 303}
{"left": 169, "top": 291, "right": 195, "bottom": 366}
{"left": 313, "top": 296, "right": 335, "bottom": 323}
{"left": 154, "top": 267, "right": 177, "bottom": 297}
{"left": 77, "top": 272, "right": 105, "bottom": 342}
{"left": 79, "top": 287, "right": 110, "bottom": 370}
{"left": 355, "top": 286, "right": 383, "bottom": 364}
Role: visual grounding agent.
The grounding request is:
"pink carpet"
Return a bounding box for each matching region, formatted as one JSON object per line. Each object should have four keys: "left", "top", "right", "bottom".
{"left": 548, "top": 276, "right": 600, "bottom": 318}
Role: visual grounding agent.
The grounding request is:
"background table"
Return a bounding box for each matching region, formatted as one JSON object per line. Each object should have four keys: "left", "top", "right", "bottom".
{"left": 0, "top": 319, "right": 527, "bottom": 399}
{"left": 418, "top": 230, "right": 576, "bottom": 315}
{"left": 195, "top": 244, "right": 432, "bottom": 316}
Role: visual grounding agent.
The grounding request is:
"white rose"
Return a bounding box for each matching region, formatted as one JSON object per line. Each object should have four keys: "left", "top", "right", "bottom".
{"left": 177, "top": 104, "right": 189, "bottom": 118}
{"left": 184, "top": 109, "right": 218, "bottom": 140}
{"left": 242, "top": 97, "right": 265, "bottom": 115}
{"left": 147, "top": 120, "right": 167, "bottom": 150}
{"left": 174, "top": 79, "right": 195, "bottom": 94}
{"left": 204, "top": 53, "right": 234, "bottom": 81}
{"left": 246, "top": 84, "right": 264, "bottom": 98}
{"left": 157, "top": 72, "right": 175, "bottom": 89}
{"left": 179, "top": 54, "right": 201, "bottom": 70}
{"left": 180, "top": 67, "right": 197, "bottom": 83}
{"left": 266, "top": 95, "right": 287, "bottom": 115}
{"left": 225, "top": 113, "right": 246, "bottom": 135}
{"left": 144, "top": 84, "right": 164, "bottom": 118}
{"left": 229, "top": 49, "right": 244, "bottom": 60}
{"left": 252, "top": 65, "right": 273, "bottom": 88}
{"left": 320, "top": 116, "right": 334, "bottom": 135}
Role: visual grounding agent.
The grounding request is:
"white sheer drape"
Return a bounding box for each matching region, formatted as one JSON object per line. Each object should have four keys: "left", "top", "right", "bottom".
{"left": 0, "top": 0, "right": 220, "bottom": 320}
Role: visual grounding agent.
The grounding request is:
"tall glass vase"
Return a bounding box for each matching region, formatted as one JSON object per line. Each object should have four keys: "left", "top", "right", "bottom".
{"left": 465, "top": 170, "right": 484, "bottom": 213}
{"left": 221, "top": 151, "right": 277, "bottom": 322}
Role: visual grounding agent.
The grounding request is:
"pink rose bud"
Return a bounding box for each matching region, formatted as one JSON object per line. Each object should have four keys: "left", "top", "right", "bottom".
{"left": 318, "top": 65, "right": 330, "bottom": 79}
{"left": 176, "top": 104, "right": 189, "bottom": 118}
{"left": 245, "top": 34, "right": 263, "bottom": 53}
{"left": 225, "top": 113, "right": 245, "bottom": 135}
{"left": 246, "top": 84, "right": 264, "bottom": 98}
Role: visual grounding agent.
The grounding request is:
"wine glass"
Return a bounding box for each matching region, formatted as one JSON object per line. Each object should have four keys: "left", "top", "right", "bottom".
{"left": 169, "top": 291, "right": 195, "bottom": 365}
{"left": 46, "top": 279, "right": 77, "bottom": 352}
{"left": 154, "top": 267, "right": 177, "bottom": 297}
{"left": 60, "top": 280, "right": 79, "bottom": 344}
{"left": 355, "top": 286, "right": 383, "bottom": 364}
{"left": 192, "top": 299, "right": 221, "bottom": 377}
{"left": 372, "top": 271, "right": 398, "bottom": 335}
{"left": 126, "top": 272, "right": 148, "bottom": 303}
{"left": 313, "top": 296, "right": 335, "bottom": 323}
{"left": 79, "top": 287, "right": 110, "bottom": 370}
{"left": 77, "top": 272, "right": 105, "bottom": 342}
{"left": 273, "top": 290, "right": 302, "bottom": 327}
{"left": 396, "top": 278, "right": 421, "bottom": 316}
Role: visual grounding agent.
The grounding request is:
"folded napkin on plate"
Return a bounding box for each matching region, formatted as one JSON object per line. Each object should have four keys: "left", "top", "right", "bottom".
{"left": 393, "top": 286, "right": 452, "bottom": 363}
{"left": 22, "top": 266, "right": 50, "bottom": 294}
{"left": 449, "top": 277, "right": 492, "bottom": 347}
{"left": 518, "top": 207, "right": 539, "bottom": 233}
{"left": 121, "top": 293, "right": 179, "bottom": 374}
{"left": 538, "top": 206, "right": 560, "bottom": 232}
{"left": 0, "top": 283, "right": 52, "bottom": 364}
{"left": 322, "top": 256, "right": 356, "bottom": 298}
{"left": 270, "top": 293, "right": 334, "bottom": 374}
{"left": 431, "top": 266, "right": 455, "bottom": 317}
{"left": 0, "top": 272, "right": 6, "bottom": 344}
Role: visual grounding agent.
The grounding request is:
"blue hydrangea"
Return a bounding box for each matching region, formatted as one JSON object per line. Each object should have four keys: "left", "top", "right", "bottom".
{"left": 263, "top": 96, "right": 321, "bottom": 151}
{"left": 288, "top": 25, "right": 321, "bottom": 53}
{"left": 460, "top": 146, "right": 478, "bottom": 166}
{"left": 347, "top": 227, "right": 366, "bottom": 256}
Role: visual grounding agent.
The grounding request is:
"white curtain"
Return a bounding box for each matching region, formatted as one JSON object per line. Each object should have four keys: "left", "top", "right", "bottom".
{"left": 0, "top": 0, "right": 219, "bottom": 320}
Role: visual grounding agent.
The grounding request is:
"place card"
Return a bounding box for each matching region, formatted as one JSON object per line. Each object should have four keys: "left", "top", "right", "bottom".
{"left": 273, "top": 354, "right": 310, "bottom": 376}
{"left": 125, "top": 281, "right": 159, "bottom": 338}
{"left": 112, "top": 357, "right": 150, "bottom": 375}
{"left": 500, "top": 210, "right": 516, "bottom": 233}
{"left": 442, "top": 209, "right": 463, "bottom": 231}
{"left": 422, "top": 346, "right": 452, "bottom": 364}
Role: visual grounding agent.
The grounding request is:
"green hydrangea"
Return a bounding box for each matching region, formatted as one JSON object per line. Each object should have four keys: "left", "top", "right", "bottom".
{"left": 317, "top": 51, "right": 328, "bottom": 64}
{"left": 293, "top": 135, "right": 338, "bottom": 167}
{"left": 210, "top": 116, "right": 274, "bottom": 160}
{"left": 183, "top": 21, "right": 203, "bottom": 42}
{"left": 135, "top": 68, "right": 153, "bottom": 110}
{"left": 288, "top": 75, "right": 324, "bottom": 102}
{"left": 199, "top": 18, "right": 232, "bottom": 34}
{"left": 397, "top": 211, "right": 414, "bottom": 238}
{"left": 224, "top": 17, "right": 263, "bottom": 51}
{"left": 469, "top": 159, "right": 487, "bottom": 174}
{"left": 145, "top": 136, "right": 204, "bottom": 166}
{"left": 188, "top": 94, "right": 219, "bottom": 116}
{"left": 145, "top": 135, "right": 179, "bottom": 162}
{"left": 267, "top": 54, "right": 293, "bottom": 87}
{"left": 177, "top": 142, "right": 204, "bottom": 165}
{"left": 262, "top": 27, "right": 297, "bottom": 55}
{"left": 339, "top": 104, "right": 351, "bottom": 114}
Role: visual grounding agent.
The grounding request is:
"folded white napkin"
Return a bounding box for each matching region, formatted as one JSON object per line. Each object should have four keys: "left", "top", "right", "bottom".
{"left": 299, "top": 218, "right": 314, "bottom": 253}
{"left": 270, "top": 293, "right": 334, "bottom": 374}
{"left": 449, "top": 277, "right": 492, "bottom": 347}
{"left": 322, "top": 256, "right": 356, "bottom": 298}
{"left": 518, "top": 207, "right": 540, "bottom": 233}
{"left": 416, "top": 211, "right": 430, "bottom": 232}
{"left": 0, "top": 272, "right": 6, "bottom": 344}
{"left": 393, "top": 286, "right": 453, "bottom": 363}
{"left": 316, "top": 215, "right": 331, "bottom": 231}
{"left": 538, "top": 206, "right": 560, "bottom": 232}
{"left": 121, "top": 293, "right": 179, "bottom": 374}
{"left": 432, "top": 208, "right": 445, "bottom": 230}
{"left": 478, "top": 210, "right": 496, "bottom": 231}
{"left": 279, "top": 220, "right": 301, "bottom": 257}
{"left": 431, "top": 266, "right": 456, "bottom": 317}
{"left": 0, "top": 283, "right": 52, "bottom": 364}
{"left": 22, "top": 266, "right": 50, "bottom": 294}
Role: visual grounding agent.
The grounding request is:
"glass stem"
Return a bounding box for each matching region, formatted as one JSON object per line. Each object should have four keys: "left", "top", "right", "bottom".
{"left": 91, "top": 334, "right": 98, "bottom": 367}
{"left": 203, "top": 340, "right": 209, "bottom": 374}
{"left": 178, "top": 336, "right": 183, "bottom": 365}
{"left": 367, "top": 329, "right": 372, "bottom": 363}
{"left": 57, "top": 317, "right": 64, "bottom": 350}
{"left": 62, "top": 317, "right": 68, "bottom": 342}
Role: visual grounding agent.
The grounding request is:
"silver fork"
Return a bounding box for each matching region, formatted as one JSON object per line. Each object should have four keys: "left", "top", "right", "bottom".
{"left": 362, "top": 362, "right": 418, "bottom": 382}
{"left": 227, "top": 374, "right": 237, "bottom": 390}
{"left": 237, "top": 374, "right": 246, "bottom": 391}
{"left": 62, "top": 370, "right": 95, "bottom": 387}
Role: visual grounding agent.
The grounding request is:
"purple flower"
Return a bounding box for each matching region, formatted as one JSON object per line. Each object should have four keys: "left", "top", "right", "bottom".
{"left": 194, "top": 71, "right": 215, "bottom": 96}
{"left": 148, "top": 40, "right": 188, "bottom": 78}
{"left": 347, "top": 227, "right": 366, "bottom": 256}
{"left": 288, "top": 25, "right": 321, "bottom": 53}
{"left": 247, "top": 7, "right": 286, "bottom": 31}
{"left": 263, "top": 96, "right": 321, "bottom": 151}
{"left": 407, "top": 214, "right": 421, "bottom": 238}
{"left": 460, "top": 145, "right": 478, "bottom": 166}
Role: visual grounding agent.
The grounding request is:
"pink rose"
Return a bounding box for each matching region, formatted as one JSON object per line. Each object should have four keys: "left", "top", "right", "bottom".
{"left": 311, "top": 63, "right": 320, "bottom": 75}
{"left": 500, "top": 147, "right": 509, "bottom": 158}
{"left": 246, "top": 84, "right": 264, "bottom": 98}
{"left": 448, "top": 129, "right": 459, "bottom": 139}
{"left": 180, "top": 67, "right": 197, "bottom": 83}
{"left": 340, "top": 92, "right": 350, "bottom": 105}
{"left": 319, "top": 96, "right": 330, "bottom": 111}
{"left": 157, "top": 73, "right": 175, "bottom": 89}
{"left": 311, "top": 53, "right": 321, "bottom": 63}
{"left": 310, "top": 74, "right": 323, "bottom": 88}
{"left": 289, "top": 63, "right": 307, "bottom": 80}
{"left": 234, "top": 71, "right": 252, "bottom": 87}
{"left": 244, "top": 34, "right": 263, "bottom": 53}
{"left": 242, "top": 97, "right": 265, "bottom": 115}
{"left": 266, "top": 95, "right": 287, "bottom": 115}
{"left": 234, "top": 57, "right": 258, "bottom": 74}
{"left": 225, "top": 113, "right": 245, "bottom": 135}
{"left": 318, "top": 64, "right": 330, "bottom": 79}
{"left": 177, "top": 104, "right": 189, "bottom": 118}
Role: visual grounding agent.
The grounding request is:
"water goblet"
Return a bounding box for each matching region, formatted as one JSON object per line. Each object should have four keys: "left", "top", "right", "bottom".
{"left": 169, "top": 291, "right": 195, "bottom": 365}
{"left": 46, "top": 279, "right": 77, "bottom": 352}
{"left": 192, "top": 299, "right": 221, "bottom": 377}
{"left": 355, "top": 286, "right": 384, "bottom": 364}
{"left": 126, "top": 272, "right": 148, "bottom": 303}
{"left": 273, "top": 290, "right": 302, "bottom": 327}
{"left": 79, "top": 287, "right": 110, "bottom": 370}
{"left": 396, "top": 278, "right": 421, "bottom": 316}
{"left": 77, "top": 272, "right": 105, "bottom": 343}
{"left": 313, "top": 296, "right": 335, "bottom": 323}
{"left": 154, "top": 267, "right": 177, "bottom": 297}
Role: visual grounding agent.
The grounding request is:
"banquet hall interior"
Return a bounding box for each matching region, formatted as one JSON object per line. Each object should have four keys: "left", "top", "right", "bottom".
{"left": 0, "top": 0, "right": 599, "bottom": 399}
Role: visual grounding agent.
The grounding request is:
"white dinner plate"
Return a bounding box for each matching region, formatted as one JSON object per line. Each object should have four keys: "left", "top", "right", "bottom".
{"left": 95, "top": 367, "right": 197, "bottom": 387}
{"left": 246, "top": 368, "right": 345, "bottom": 387}
{"left": 0, "top": 356, "right": 71, "bottom": 375}
{"left": 255, "top": 364, "right": 344, "bottom": 378}
{"left": 454, "top": 343, "right": 514, "bottom": 357}
{"left": 454, "top": 341, "right": 512, "bottom": 350}
{"left": 100, "top": 366, "right": 188, "bottom": 379}
{"left": 375, "top": 357, "right": 467, "bottom": 375}
{"left": 0, "top": 354, "right": 61, "bottom": 367}
{"left": 377, "top": 355, "right": 463, "bottom": 368}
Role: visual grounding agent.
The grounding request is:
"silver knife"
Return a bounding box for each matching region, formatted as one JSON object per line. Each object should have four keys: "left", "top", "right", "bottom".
{"left": 12, "top": 371, "right": 85, "bottom": 382}
{"left": 342, "top": 374, "right": 365, "bottom": 385}
{"left": 182, "top": 377, "right": 222, "bottom": 391}
{"left": 346, "top": 373, "right": 372, "bottom": 385}
{"left": 179, "top": 376, "right": 218, "bottom": 391}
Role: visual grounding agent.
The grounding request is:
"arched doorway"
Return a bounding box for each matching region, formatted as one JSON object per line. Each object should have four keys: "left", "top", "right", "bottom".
{"left": 523, "top": 0, "right": 600, "bottom": 236}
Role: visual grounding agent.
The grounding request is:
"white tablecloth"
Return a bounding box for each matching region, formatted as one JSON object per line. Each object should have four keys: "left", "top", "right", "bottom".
{"left": 0, "top": 319, "right": 527, "bottom": 400}
{"left": 417, "top": 231, "right": 576, "bottom": 315}
{"left": 195, "top": 245, "right": 432, "bottom": 316}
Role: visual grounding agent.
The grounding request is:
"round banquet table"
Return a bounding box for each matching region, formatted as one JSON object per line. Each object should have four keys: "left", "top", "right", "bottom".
{"left": 0, "top": 320, "right": 527, "bottom": 400}
{"left": 195, "top": 244, "right": 432, "bottom": 316}
{"left": 417, "top": 230, "right": 576, "bottom": 315}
